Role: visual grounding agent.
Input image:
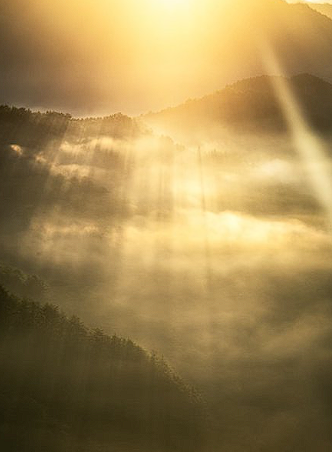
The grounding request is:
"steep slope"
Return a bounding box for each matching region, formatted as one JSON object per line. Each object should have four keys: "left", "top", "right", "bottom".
{"left": 144, "top": 74, "right": 332, "bottom": 137}
{"left": 209, "top": 0, "right": 332, "bottom": 80}
{"left": 307, "top": 2, "right": 332, "bottom": 20}
{"left": 0, "top": 286, "right": 207, "bottom": 452}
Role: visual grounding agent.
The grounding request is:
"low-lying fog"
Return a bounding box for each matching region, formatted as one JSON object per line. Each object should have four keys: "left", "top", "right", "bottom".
{"left": 1, "top": 113, "right": 332, "bottom": 450}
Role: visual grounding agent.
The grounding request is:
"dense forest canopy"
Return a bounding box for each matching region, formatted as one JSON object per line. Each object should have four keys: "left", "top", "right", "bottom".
{"left": 0, "top": 285, "right": 207, "bottom": 452}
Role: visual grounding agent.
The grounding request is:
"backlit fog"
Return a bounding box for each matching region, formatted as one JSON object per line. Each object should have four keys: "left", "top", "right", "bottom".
{"left": 2, "top": 97, "right": 332, "bottom": 449}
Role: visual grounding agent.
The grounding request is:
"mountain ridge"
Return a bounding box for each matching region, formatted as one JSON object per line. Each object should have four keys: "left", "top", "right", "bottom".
{"left": 142, "top": 73, "right": 332, "bottom": 137}
{"left": 307, "top": 2, "right": 332, "bottom": 20}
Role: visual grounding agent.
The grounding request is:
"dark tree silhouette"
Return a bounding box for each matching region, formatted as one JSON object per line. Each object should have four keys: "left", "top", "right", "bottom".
{"left": 0, "top": 286, "right": 207, "bottom": 452}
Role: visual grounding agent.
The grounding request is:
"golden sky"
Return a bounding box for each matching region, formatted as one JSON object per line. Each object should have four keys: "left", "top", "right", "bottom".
{"left": 0, "top": 0, "right": 331, "bottom": 115}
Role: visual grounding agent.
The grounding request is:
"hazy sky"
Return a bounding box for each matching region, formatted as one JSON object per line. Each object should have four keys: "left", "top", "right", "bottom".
{"left": 1, "top": 0, "right": 332, "bottom": 115}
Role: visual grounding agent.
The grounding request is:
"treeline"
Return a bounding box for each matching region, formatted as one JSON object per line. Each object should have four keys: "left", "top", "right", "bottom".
{"left": 0, "top": 105, "right": 146, "bottom": 149}
{"left": 0, "top": 106, "right": 72, "bottom": 148}
{"left": 0, "top": 264, "right": 48, "bottom": 302}
{"left": 0, "top": 286, "right": 207, "bottom": 452}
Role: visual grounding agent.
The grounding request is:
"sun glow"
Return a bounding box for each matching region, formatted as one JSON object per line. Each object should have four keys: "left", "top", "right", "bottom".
{"left": 154, "top": 0, "right": 194, "bottom": 10}
{"left": 145, "top": 0, "right": 198, "bottom": 18}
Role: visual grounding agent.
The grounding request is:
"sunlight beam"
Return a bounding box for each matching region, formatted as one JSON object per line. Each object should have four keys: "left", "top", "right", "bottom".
{"left": 262, "top": 43, "right": 332, "bottom": 230}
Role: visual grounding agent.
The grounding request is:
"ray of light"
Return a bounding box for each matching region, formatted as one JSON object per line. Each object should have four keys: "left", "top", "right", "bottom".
{"left": 262, "top": 43, "right": 332, "bottom": 230}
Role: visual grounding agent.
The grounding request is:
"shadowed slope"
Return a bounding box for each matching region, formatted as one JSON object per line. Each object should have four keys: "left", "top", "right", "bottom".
{"left": 0, "top": 286, "right": 207, "bottom": 452}
{"left": 143, "top": 74, "right": 332, "bottom": 138}
{"left": 307, "top": 2, "right": 332, "bottom": 21}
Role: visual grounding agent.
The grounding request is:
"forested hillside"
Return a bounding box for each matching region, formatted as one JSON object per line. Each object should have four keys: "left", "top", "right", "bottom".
{"left": 144, "top": 74, "right": 332, "bottom": 137}
{"left": 0, "top": 286, "right": 207, "bottom": 452}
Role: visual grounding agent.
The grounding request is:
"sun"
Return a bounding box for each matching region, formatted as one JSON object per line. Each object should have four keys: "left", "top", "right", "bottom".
{"left": 158, "top": 0, "right": 190, "bottom": 4}
{"left": 154, "top": 0, "right": 194, "bottom": 12}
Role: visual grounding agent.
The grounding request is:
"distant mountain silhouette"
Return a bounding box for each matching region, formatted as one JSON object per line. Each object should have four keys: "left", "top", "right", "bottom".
{"left": 144, "top": 74, "right": 332, "bottom": 137}
{"left": 199, "top": 0, "right": 332, "bottom": 86}
{"left": 308, "top": 3, "right": 332, "bottom": 20}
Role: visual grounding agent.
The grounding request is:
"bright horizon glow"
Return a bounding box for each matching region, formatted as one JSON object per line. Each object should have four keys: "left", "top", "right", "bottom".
{"left": 154, "top": 0, "right": 193, "bottom": 9}
{"left": 2, "top": 0, "right": 331, "bottom": 115}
